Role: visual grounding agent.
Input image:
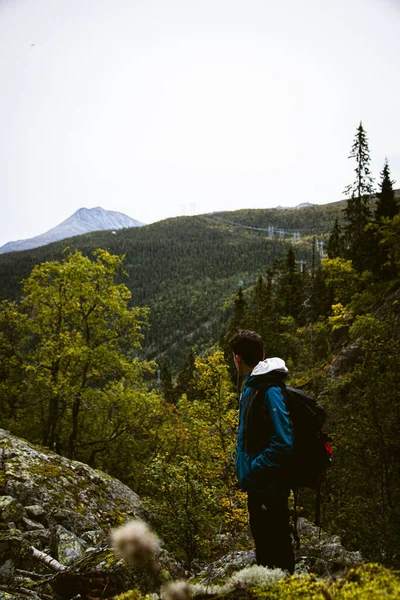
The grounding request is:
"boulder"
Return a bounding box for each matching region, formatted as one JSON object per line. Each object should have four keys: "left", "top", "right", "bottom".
{"left": 0, "top": 429, "right": 182, "bottom": 598}
{"left": 295, "top": 517, "right": 363, "bottom": 577}
{"left": 0, "top": 495, "right": 24, "bottom": 523}
{"left": 55, "top": 525, "right": 87, "bottom": 566}
{"left": 0, "top": 428, "right": 143, "bottom": 533}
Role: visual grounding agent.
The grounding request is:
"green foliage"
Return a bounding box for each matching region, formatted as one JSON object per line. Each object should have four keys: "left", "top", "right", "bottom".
{"left": 343, "top": 122, "right": 375, "bottom": 270}
{"left": 142, "top": 350, "right": 247, "bottom": 565}
{"left": 0, "top": 249, "right": 151, "bottom": 461}
{"left": 144, "top": 455, "right": 222, "bottom": 564}
{"left": 322, "top": 257, "right": 359, "bottom": 305}
{"left": 277, "top": 246, "right": 304, "bottom": 321}
{"left": 378, "top": 215, "right": 400, "bottom": 276}
{"left": 334, "top": 563, "right": 400, "bottom": 599}
{"left": 375, "top": 159, "right": 398, "bottom": 221}
{"left": 321, "top": 316, "right": 400, "bottom": 565}
{"left": 327, "top": 216, "right": 344, "bottom": 259}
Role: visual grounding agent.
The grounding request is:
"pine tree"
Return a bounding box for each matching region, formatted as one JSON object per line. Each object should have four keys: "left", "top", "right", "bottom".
{"left": 367, "top": 159, "right": 399, "bottom": 278}
{"left": 248, "top": 275, "right": 270, "bottom": 332}
{"left": 278, "top": 246, "right": 303, "bottom": 322}
{"left": 343, "top": 122, "right": 375, "bottom": 270}
{"left": 327, "top": 216, "right": 344, "bottom": 259}
{"left": 227, "top": 287, "right": 247, "bottom": 338}
{"left": 222, "top": 287, "right": 248, "bottom": 383}
{"left": 375, "top": 159, "right": 398, "bottom": 221}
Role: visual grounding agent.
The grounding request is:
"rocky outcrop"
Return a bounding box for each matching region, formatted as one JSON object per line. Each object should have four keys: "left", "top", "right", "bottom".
{"left": 191, "top": 518, "right": 362, "bottom": 587}
{"left": 0, "top": 428, "right": 143, "bottom": 538}
{"left": 0, "top": 429, "right": 180, "bottom": 598}
{"left": 327, "top": 341, "right": 363, "bottom": 378}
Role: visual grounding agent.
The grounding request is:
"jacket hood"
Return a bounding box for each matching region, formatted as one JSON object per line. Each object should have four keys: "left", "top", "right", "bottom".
{"left": 250, "top": 357, "right": 288, "bottom": 377}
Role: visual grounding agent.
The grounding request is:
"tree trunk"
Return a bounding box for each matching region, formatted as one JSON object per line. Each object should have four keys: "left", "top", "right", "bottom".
{"left": 67, "top": 397, "right": 81, "bottom": 459}
{"left": 43, "top": 396, "right": 59, "bottom": 449}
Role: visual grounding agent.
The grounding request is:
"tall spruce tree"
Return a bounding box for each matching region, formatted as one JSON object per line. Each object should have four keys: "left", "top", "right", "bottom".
{"left": 343, "top": 122, "right": 375, "bottom": 270}
{"left": 247, "top": 274, "right": 280, "bottom": 353}
{"left": 327, "top": 216, "right": 344, "bottom": 259}
{"left": 227, "top": 287, "right": 247, "bottom": 338}
{"left": 375, "top": 158, "right": 398, "bottom": 221}
{"left": 304, "top": 237, "right": 330, "bottom": 322}
{"left": 278, "top": 246, "right": 303, "bottom": 322}
{"left": 223, "top": 287, "right": 248, "bottom": 383}
{"left": 368, "top": 159, "right": 399, "bottom": 278}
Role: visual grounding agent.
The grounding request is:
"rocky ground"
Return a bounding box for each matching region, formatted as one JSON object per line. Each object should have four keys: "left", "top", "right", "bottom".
{"left": 0, "top": 428, "right": 393, "bottom": 600}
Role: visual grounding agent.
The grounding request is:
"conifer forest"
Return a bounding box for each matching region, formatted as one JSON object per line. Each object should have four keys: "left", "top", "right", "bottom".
{"left": 1, "top": 122, "right": 400, "bottom": 572}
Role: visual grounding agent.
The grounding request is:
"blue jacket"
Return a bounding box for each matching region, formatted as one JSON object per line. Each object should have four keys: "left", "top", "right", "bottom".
{"left": 235, "top": 358, "right": 293, "bottom": 500}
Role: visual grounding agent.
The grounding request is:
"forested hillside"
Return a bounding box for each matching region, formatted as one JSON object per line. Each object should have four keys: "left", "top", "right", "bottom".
{"left": 0, "top": 203, "right": 344, "bottom": 368}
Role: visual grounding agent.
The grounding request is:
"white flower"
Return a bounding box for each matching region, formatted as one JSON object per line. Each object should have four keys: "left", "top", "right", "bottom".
{"left": 111, "top": 519, "right": 160, "bottom": 567}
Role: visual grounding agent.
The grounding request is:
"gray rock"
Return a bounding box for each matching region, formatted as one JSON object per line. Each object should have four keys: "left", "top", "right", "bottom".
{"left": 327, "top": 342, "right": 363, "bottom": 378}
{"left": 0, "top": 428, "right": 143, "bottom": 535}
{"left": 0, "top": 560, "right": 15, "bottom": 584}
{"left": 23, "top": 528, "right": 50, "bottom": 549}
{"left": 193, "top": 550, "right": 256, "bottom": 585}
{"left": 24, "top": 504, "right": 45, "bottom": 519}
{"left": 0, "top": 529, "right": 25, "bottom": 563}
{"left": 52, "top": 508, "right": 98, "bottom": 535}
{"left": 0, "top": 496, "right": 24, "bottom": 523}
{"left": 21, "top": 516, "right": 45, "bottom": 530}
{"left": 81, "top": 529, "right": 107, "bottom": 546}
{"left": 55, "top": 525, "right": 87, "bottom": 566}
{"left": 295, "top": 517, "right": 363, "bottom": 577}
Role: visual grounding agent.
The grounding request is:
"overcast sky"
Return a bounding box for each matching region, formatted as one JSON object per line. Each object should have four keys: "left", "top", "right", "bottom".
{"left": 0, "top": 0, "right": 399, "bottom": 247}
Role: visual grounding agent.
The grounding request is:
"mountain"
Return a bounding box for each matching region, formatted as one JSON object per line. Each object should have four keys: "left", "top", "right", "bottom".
{"left": 273, "top": 202, "right": 316, "bottom": 210}
{"left": 0, "top": 207, "right": 145, "bottom": 254}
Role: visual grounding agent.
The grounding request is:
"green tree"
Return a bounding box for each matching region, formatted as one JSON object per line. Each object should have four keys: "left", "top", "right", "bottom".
{"left": 377, "top": 214, "right": 400, "bottom": 278}
{"left": 343, "top": 122, "right": 375, "bottom": 270}
{"left": 322, "top": 315, "right": 400, "bottom": 566}
{"left": 327, "top": 216, "right": 344, "bottom": 259}
{"left": 228, "top": 287, "right": 247, "bottom": 337}
{"left": 375, "top": 159, "right": 398, "bottom": 221}
{"left": 175, "top": 347, "right": 197, "bottom": 402}
{"left": 143, "top": 350, "right": 246, "bottom": 564}
{"left": 160, "top": 360, "right": 175, "bottom": 403}
{"left": 278, "top": 246, "right": 304, "bottom": 321}
{"left": 0, "top": 249, "right": 150, "bottom": 459}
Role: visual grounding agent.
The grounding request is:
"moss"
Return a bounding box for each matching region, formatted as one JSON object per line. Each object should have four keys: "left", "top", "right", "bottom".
{"left": 0, "top": 469, "right": 6, "bottom": 488}
{"left": 334, "top": 563, "right": 400, "bottom": 599}
{"left": 259, "top": 574, "right": 332, "bottom": 599}
{"left": 114, "top": 590, "right": 145, "bottom": 600}
{"left": 114, "top": 563, "right": 400, "bottom": 600}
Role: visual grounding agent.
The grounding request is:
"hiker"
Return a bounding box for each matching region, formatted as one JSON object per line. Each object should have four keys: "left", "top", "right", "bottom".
{"left": 229, "top": 329, "right": 295, "bottom": 574}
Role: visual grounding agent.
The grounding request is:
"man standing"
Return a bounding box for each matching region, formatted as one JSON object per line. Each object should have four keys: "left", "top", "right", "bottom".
{"left": 229, "top": 329, "right": 295, "bottom": 573}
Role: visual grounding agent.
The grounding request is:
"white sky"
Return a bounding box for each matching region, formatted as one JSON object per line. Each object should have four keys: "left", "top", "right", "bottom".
{"left": 1, "top": 0, "right": 399, "bottom": 246}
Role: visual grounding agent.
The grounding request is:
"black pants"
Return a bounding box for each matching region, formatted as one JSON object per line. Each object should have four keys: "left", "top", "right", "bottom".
{"left": 248, "top": 495, "right": 295, "bottom": 574}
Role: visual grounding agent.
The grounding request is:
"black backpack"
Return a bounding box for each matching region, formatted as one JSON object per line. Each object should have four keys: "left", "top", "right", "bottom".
{"left": 261, "top": 381, "right": 332, "bottom": 531}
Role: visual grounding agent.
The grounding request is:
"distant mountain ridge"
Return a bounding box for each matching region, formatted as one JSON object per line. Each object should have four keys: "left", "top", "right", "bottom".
{"left": 0, "top": 207, "right": 145, "bottom": 254}
{"left": 273, "top": 202, "right": 315, "bottom": 210}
